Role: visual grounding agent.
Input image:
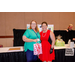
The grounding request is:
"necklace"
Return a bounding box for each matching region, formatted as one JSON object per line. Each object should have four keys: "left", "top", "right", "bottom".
{"left": 42, "top": 30, "right": 47, "bottom": 37}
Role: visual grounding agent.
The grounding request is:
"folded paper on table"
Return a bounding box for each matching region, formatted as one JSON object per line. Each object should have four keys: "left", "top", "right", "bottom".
{"left": 65, "top": 48, "right": 74, "bottom": 56}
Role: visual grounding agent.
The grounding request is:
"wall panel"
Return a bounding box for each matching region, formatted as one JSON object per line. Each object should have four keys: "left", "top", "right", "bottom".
{"left": 5, "top": 12, "right": 25, "bottom": 35}
{"left": 0, "top": 12, "right": 6, "bottom": 35}
{"left": 0, "top": 12, "right": 75, "bottom": 47}
{"left": 42, "top": 12, "right": 60, "bottom": 30}
{"left": 59, "top": 12, "right": 74, "bottom": 30}
{"left": 24, "top": 12, "right": 42, "bottom": 28}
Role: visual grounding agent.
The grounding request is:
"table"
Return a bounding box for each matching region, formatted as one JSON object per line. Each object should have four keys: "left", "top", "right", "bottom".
{"left": 54, "top": 44, "right": 75, "bottom": 50}
{"left": 0, "top": 46, "right": 27, "bottom": 62}
{"left": 0, "top": 44, "right": 75, "bottom": 62}
{"left": 0, "top": 46, "right": 23, "bottom": 53}
{"left": 53, "top": 44, "right": 75, "bottom": 62}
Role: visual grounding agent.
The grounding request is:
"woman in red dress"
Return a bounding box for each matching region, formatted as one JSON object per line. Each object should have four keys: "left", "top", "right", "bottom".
{"left": 39, "top": 22, "right": 55, "bottom": 62}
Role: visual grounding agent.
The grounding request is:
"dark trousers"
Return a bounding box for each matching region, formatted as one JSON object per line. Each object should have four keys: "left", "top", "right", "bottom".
{"left": 26, "top": 49, "right": 38, "bottom": 62}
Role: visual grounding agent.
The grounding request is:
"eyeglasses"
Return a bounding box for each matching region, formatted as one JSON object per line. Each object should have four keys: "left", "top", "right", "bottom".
{"left": 41, "top": 26, "right": 47, "bottom": 27}
{"left": 31, "top": 23, "right": 36, "bottom": 25}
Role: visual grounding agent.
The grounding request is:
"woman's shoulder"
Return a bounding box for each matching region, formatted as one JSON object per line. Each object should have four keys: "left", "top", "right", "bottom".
{"left": 40, "top": 31, "right": 43, "bottom": 34}
{"left": 48, "top": 29, "right": 51, "bottom": 32}
{"left": 37, "top": 31, "right": 40, "bottom": 34}
{"left": 47, "top": 30, "right": 51, "bottom": 34}
{"left": 26, "top": 29, "right": 31, "bottom": 32}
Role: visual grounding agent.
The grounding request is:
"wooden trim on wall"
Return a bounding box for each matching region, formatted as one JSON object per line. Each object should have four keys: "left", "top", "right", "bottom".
{"left": 0, "top": 36, "right": 13, "bottom": 38}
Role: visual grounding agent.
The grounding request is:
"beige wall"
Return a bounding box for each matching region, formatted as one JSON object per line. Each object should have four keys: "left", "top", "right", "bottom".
{"left": 0, "top": 38, "right": 13, "bottom": 47}
{"left": 0, "top": 12, "right": 75, "bottom": 36}
{"left": 0, "top": 12, "right": 75, "bottom": 47}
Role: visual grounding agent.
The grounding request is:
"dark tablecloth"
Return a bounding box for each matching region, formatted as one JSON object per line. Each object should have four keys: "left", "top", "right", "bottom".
{"left": 53, "top": 49, "right": 75, "bottom": 62}
{"left": 0, "top": 49, "right": 75, "bottom": 62}
{"left": 0, "top": 51, "right": 26, "bottom": 62}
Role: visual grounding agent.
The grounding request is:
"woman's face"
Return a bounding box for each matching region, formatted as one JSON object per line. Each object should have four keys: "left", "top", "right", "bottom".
{"left": 69, "top": 26, "right": 73, "bottom": 30}
{"left": 31, "top": 21, "right": 36, "bottom": 30}
{"left": 42, "top": 23, "right": 47, "bottom": 31}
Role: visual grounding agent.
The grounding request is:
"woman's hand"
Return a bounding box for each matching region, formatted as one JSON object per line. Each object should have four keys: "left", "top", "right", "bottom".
{"left": 65, "top": 29, "right": 68, "bottom": 32}
{"left": 73, "top": 38, "right": 75, "bottom": 41}
{"left": 50, "top": 48, "right": 53, "bottom": 54}
{"left": 33, "top": 39, "right": 38, "bottom": 42}
{"left": 66, "top": 30, "right": 68, "bottom": 32}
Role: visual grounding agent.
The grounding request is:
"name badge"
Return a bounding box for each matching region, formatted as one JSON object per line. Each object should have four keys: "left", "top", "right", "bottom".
{"left": 37, "top": 38, "right": 40, "bottom": 41}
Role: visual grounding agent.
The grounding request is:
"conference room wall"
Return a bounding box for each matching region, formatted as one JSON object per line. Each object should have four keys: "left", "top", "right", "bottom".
{"left": 0, "top": 12, "right": 75, "bottom": 47}
{"left": 0, "top": 12, "right": 75, "bottom": 36}
{"left": 0, "top": 38, "right": 13, "bottom": 47}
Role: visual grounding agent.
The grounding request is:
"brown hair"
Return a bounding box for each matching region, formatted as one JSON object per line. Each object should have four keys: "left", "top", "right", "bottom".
{"left": 29, "top": 20, "right": 39, "bottom": 32}
{"left": 41, "top": 21, "right": 48, "bottom": 27}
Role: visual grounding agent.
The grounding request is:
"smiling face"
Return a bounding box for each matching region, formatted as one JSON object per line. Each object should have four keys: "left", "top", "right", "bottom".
{"left": 68, "top": 24, "right": 73, "bottom": 30}
{"left": 30, "top": 21, "right": 37, "bottom": 30}
{"left": 69, "top": 26, "right": 73, "bottom": 30}
{"left": 41, "top": 23, "right": 48, "bottom": 32}
{"left": 30, "top": 20, "right": 39, "bottom": 32}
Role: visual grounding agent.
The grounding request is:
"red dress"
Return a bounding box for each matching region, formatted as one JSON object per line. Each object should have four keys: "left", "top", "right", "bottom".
{"left": 39, "top": 30, "right": 55, "bottom": 62}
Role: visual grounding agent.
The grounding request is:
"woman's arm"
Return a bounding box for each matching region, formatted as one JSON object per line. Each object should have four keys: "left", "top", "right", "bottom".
{"left": 22, "top": 36, "right": 37, "bottom": 42}
{"left": 73, "top": 38, "right": 75, "bottom": 41}
{"left": 50, "top": 31, "right": 55, "bottom": 48}
{"left": 65, "top": 29, "right": 68, "bottom": 32}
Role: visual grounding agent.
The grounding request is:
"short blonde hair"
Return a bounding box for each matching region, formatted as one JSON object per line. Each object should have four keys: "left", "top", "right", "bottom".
{"left": 69, "top": 24, "right": 73, "bottom": 27}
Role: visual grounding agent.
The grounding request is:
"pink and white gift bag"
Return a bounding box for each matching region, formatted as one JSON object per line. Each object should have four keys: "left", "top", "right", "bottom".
{"left": 33, "top": 43, "right": 42, "bottom": 55}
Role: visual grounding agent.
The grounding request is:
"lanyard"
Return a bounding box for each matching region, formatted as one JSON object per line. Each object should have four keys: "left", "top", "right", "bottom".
{"left": 32, "top": 29, "right": 39, "bottom": 38}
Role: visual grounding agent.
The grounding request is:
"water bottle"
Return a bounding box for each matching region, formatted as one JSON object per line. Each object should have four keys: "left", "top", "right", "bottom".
{"left": 68, "top": 39, "right": 71, "bottom": 46}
